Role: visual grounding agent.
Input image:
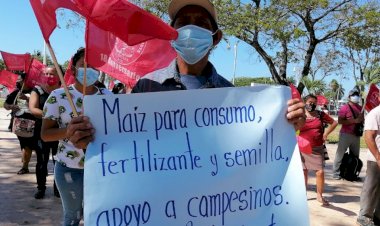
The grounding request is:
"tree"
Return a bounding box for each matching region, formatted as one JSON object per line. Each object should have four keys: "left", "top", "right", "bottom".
{"left": 364, "top": 63, "right": 380, "bottom": 85}
{"left": 300, "top": 77, "right": 326, "bottom": 94}
{"left": 338, "top": 1, "right": 380, "bottom": 92}
{"left": 234, "top": 76, "right": 275, "bottom": 87}
{"left": 139, "top": 0, "right": 378, "bottom": 93}
{"left": 327, "top": 78, "right": 345, "bottom": 101}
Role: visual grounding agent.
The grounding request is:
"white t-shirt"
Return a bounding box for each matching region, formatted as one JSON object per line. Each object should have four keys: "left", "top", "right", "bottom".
{"left": 364, "top": 105, "right": 380, "bottom": 162}
{"left": 43, "top": 85, "right": 111, "bottom": 169}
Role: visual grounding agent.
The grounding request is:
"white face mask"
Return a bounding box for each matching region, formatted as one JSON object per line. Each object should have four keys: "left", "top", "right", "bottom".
{"left": 350, "top": 95, "right": 360, "bottom": 103}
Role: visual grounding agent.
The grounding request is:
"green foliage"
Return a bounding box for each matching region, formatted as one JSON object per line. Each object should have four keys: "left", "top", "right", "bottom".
{"left": 364, "top": 63, "right": 380, "bottom": 85}
{"left": 234, "top": 77, "right": 275, "bottom": 87}
{"left": 300, "top": 77, "right": 326, "bottom": 94}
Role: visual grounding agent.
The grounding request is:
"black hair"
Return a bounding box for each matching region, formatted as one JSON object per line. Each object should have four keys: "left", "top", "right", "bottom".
{"left": 303, "top": 94, "right": 317, "bottom": 102}
{"left": 19, "top": 72, "right": 27, "bottom": 80}
{"left": 112, "top": 83, "right": 125, "bottom": 94}
{"left": 72, "top": 47, "right": 85, "bottom": 67}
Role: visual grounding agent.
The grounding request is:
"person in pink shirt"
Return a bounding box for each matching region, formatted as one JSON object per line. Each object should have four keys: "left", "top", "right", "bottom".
{"left": 299, "top": 94, "right": 338, "bottom": 205}
{"left": 333, "top": 87, "right": 364, "bottom": 179}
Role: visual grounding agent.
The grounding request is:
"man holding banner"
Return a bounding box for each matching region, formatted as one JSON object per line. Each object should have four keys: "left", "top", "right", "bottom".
{"left": 67, "top": 0, "right": 306, "bottom": 148}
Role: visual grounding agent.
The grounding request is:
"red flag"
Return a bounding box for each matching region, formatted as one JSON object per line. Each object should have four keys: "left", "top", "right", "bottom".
{"left": 64, "top": 57, "right": 76, "bottom": 86}
{"left": 0, "top": 70, "right": 18, "bottom": 93}
{"left": 25, "top": 59, "right": 46, "bottom": 88}
{"left": 29, "top": 0, "right": 79, "bottom": 42}
{"left": 76, "top": 0, "right": 177, "bottom": 45}
{"left": 297, "top": 136, "right": 312, "bottom": 154}
{"left": 290, "top": 83, "right": 301, "bottom": 100}
{"left": 365, "top": 84, "right": 380, "bottom": 112}
{"left": 30, "top": 0, "right": 177, "bottom": 45}
{"left": 86, "top": 22, "right": 177, "bottom": 86}
{"left": 317, "top": 95, "right": 328, "bottom": 106}
{"left": 0, "top": 51, "right": 31, "bottom": 71}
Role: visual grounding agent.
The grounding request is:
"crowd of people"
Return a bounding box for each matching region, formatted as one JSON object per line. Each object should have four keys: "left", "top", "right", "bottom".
{"left": 1, "top": 0, "right": 379, "bottom": 226}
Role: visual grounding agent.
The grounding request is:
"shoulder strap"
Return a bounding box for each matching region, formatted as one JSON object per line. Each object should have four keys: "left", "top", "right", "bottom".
{"left": 347, "top": 104, "right": 357, "bottom": 119}
{"left": 35, "top": 86, "right": 45, "bottom": 96}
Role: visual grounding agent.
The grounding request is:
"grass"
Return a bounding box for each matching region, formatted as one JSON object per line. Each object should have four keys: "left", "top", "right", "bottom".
{"left": 327, "top": 124, "right": 368, "bottom": 148}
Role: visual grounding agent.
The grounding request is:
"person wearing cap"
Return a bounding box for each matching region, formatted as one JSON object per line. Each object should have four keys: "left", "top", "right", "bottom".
{"left": 332, "top": 87, "right": 364, "bottom": 179}
{"left": 66, "top": 0, "right": 306, "bottom": 151}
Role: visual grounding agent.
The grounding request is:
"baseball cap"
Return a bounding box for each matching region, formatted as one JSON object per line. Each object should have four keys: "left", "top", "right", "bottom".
{"left": 348, "top": 88, "right": 360, "bottom": 96}
{"left": 168, "top": 0, "right": 217, "bottom": 23}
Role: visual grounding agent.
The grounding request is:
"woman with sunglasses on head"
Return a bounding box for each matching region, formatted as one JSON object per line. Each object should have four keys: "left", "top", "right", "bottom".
{"left": 41, "top": 48, "right": 111, "bottom": 225}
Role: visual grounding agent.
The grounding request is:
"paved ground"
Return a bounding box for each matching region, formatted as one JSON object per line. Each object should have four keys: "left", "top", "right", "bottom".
{"left": 0, "top": 107, "right": 369, "bottom": 226}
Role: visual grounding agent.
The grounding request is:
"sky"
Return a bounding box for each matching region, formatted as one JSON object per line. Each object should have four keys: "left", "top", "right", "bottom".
{"left": 0, "top": 1, "right": 356, "bottom": 96}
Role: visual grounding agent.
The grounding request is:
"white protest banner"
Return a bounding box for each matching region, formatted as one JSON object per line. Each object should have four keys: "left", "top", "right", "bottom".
{"left": 84, "top": 85, "right": 309, "bottom": 226}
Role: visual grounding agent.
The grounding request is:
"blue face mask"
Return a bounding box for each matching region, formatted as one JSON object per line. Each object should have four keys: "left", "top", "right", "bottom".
{"left": 76, "top": 67, "right": 99, "bottom": 87}
{"left": 171, "top": 25, "right": 216, "bottom": 65}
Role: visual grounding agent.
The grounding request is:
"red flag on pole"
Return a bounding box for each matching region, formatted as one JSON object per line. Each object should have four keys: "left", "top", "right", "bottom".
{"left": 86, "top": 21, "right": 177, "bottom": 86}
{"left": 365, "top": 84, "right": 379, "bottom": 112}
{"left": 0, "top": 70, "right": 18, "bottom": 93}
{"left": 25, "top": 59, "right": 46, "bottom": 88}
{"left": 290, "top": 83, "right": 301, "bottom": 100}
{"left": 30, "top": 0, "right": 177, "bottom": 45}
{"left": 0, "top": 51, "right": 31, "bottom": 72}
{"left": 29, "top": 0, "right": 79, "bottom": 42}
{"left": 75, "top": 0, "right": 177, "bottom": 45}
{"left": 64, "top": 57, "right": 76, "bottom": 86}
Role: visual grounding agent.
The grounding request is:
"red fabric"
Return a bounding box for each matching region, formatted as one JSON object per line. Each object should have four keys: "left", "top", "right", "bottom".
{"left": 317, "top": 95, "right": 328, "bottom": 106}
{"left": 86, "top": 22, "right": 177, "bottom": 87}
{"left": 0, "top": 70, "right": 18, "bottom": 93}
{"left": 299, "top": 112, "right": 334, "bottom": 147}
{"left": 365, "top": 84, "right": 379, "bottom": 112}
{"left": 64, "top": 57, "right": 76, "bottom": 86}
{"left": 29, "top": 0, "right": 79, "bottom": 42}
{"left": 290, "top": 83, "right": 301, "bottom": 100}
{"left": 25, "top": 59, "right": 46, "bottom": 88}
{"left": 297, "top": 136, "right": 312, "bottom": 154}
{"left": 338, "top": 103, "right": 362, "bottom": 135}
{"left": 30, "top": 0, "right": 177, "bottom": 46}
{"left": 0, "top": 51, "right": 31, "bottom": 71}
{"left": 77, "top": 0, "right": 177, "bottom": 45}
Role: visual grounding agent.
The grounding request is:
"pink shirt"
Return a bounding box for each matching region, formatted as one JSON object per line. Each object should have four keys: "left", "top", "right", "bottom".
{"left": 299, "top": 112, "right": 334, "bottom": 147}
{"left": 338, "top": 103, "right": 362, "bottom": 135}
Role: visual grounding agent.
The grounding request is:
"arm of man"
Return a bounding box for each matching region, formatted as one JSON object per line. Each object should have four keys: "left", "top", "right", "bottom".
{"left": 29, "top": 91, "right": 43, "bottom": 119}
{"left": 364, "top": 130, "right": 380, "bottom": 168}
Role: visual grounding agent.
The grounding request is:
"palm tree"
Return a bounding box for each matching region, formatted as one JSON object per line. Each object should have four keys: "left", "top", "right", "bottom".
{"left": 364, "top": 64, "right": 380, "bottom": 85}
{"left": 329, "top": 79, "right": 345, "bottom": 101}
{"left": 300, "top": 77, "right": 326, "bottom": 95}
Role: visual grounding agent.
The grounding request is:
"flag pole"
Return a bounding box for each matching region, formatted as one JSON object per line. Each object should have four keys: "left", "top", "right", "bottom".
{"left": 46, "top": 41, "right": 78, "bottom": 117}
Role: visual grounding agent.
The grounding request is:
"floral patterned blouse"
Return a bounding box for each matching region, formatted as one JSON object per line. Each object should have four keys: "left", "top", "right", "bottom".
{"left": 43, "top": 85, "right": 110, "bottom": 169}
